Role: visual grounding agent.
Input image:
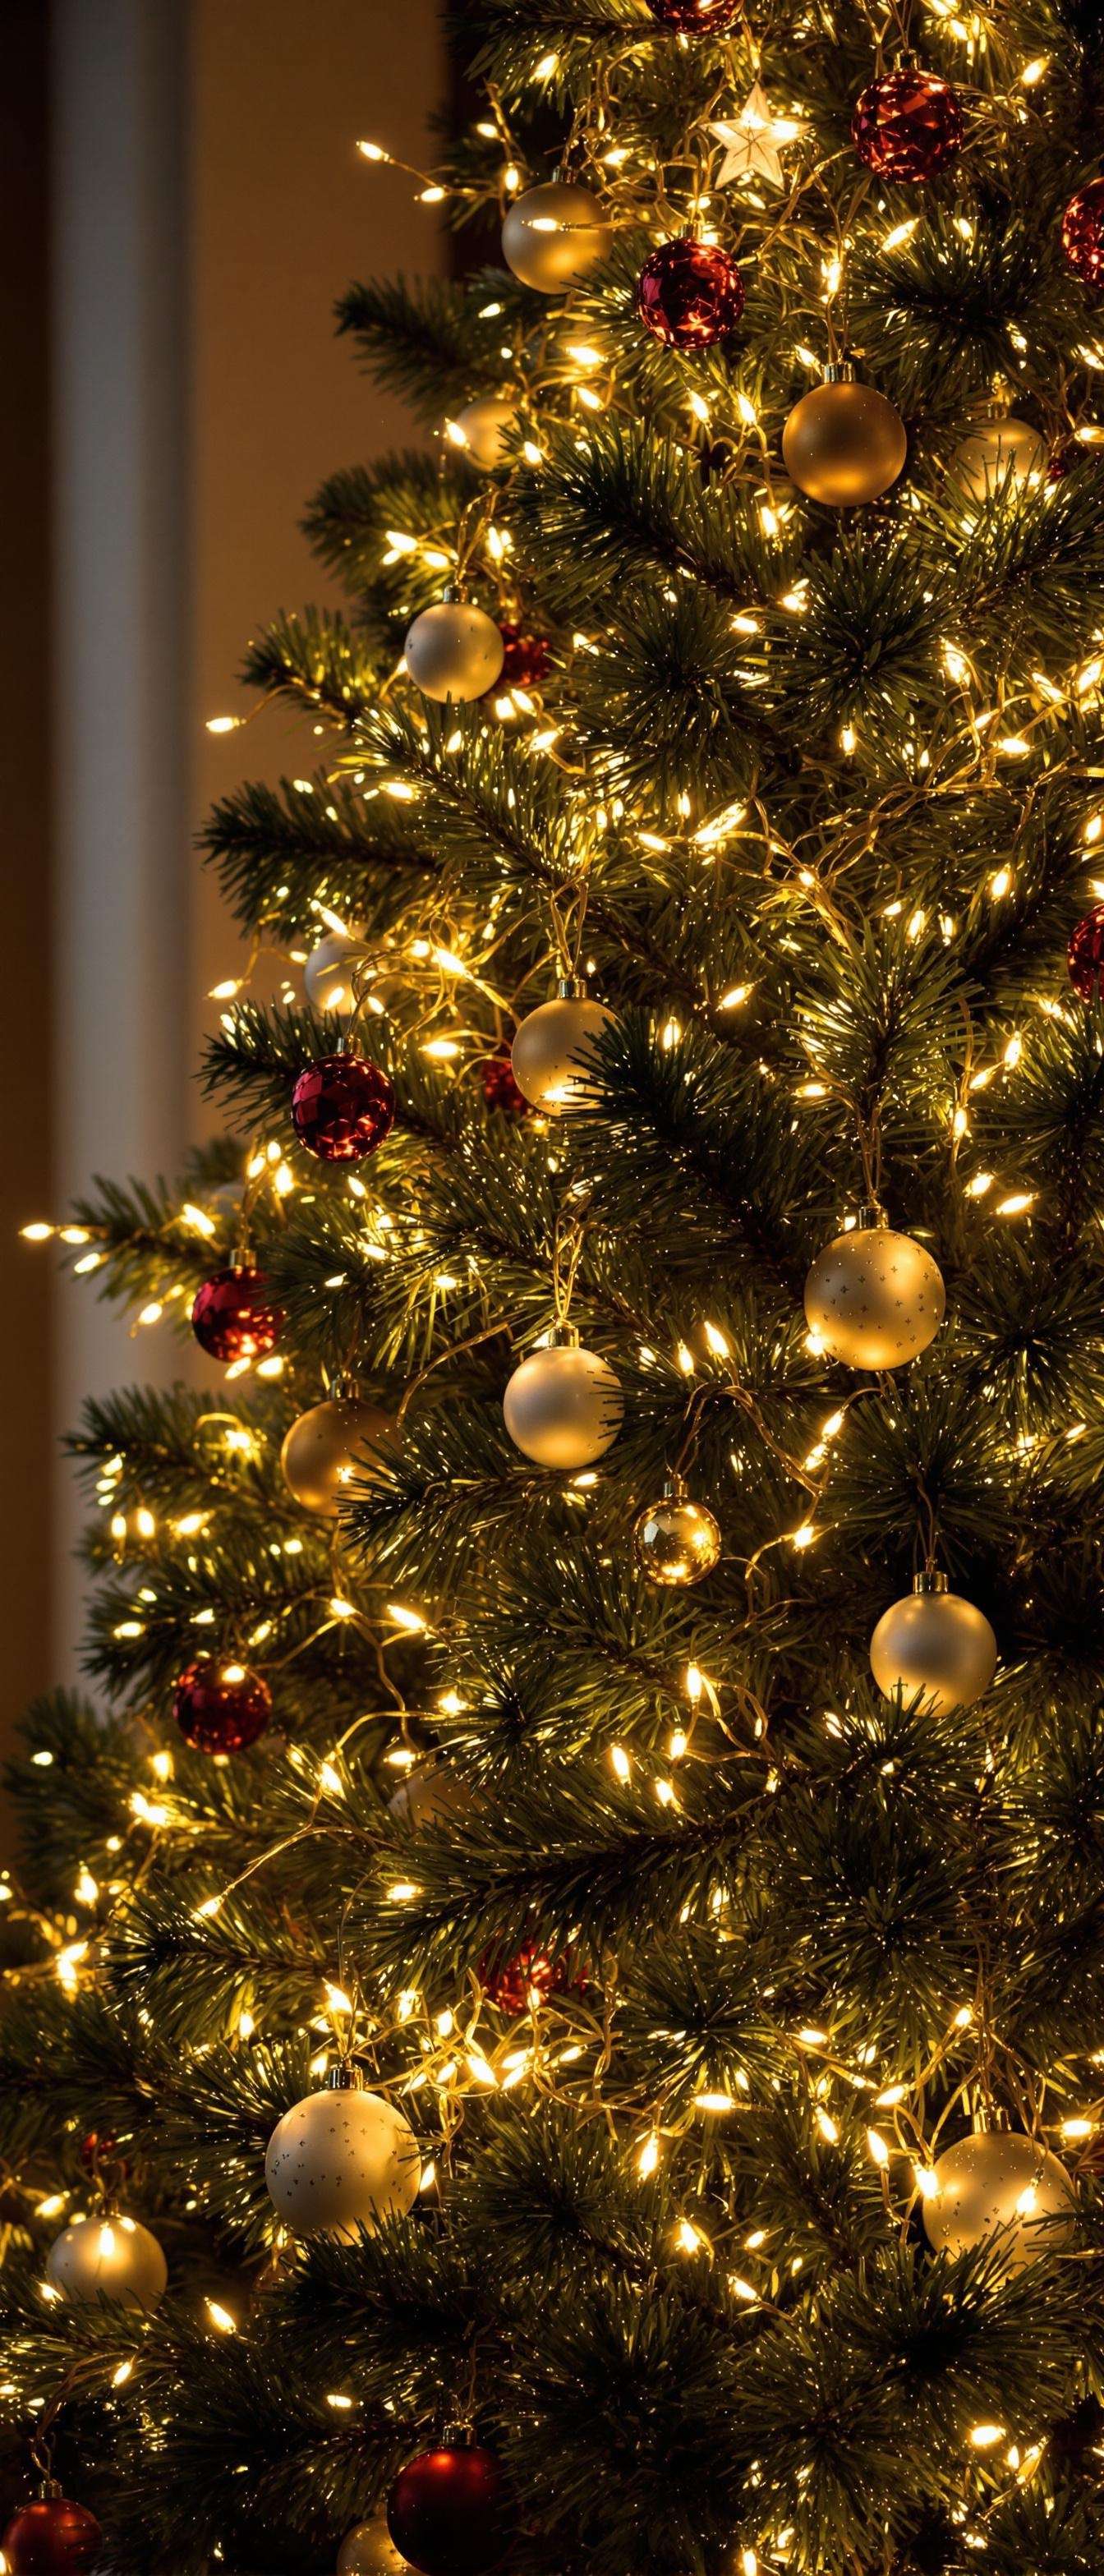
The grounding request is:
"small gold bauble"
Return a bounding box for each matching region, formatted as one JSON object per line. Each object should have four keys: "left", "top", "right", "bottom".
{"left": 633, "top": 1478, "right": 721, "bottom": 1585}
{"left": 450, "top": 395, "right": 521, "bottom": 472}
{"left": 922, "top": 2130, "right": 1074, "bottom": 2272}
{"left": 510, "top": 979, "right": 616, "bottom": 1112}
{"left": 45, "top": 2213, "right": 168, "bottom": 2310}
{"left": 803, "top": 1216, "right": 945, "bottom": 1369}
{"left": 337, "top": 2511, "right": 409, "bottom": 2575}
{"left": 501, "top": 181, "right": 613, "bottom": 293}
{"left": 954, "top": 415, "right": 1046, "bottom": 502}
{"left": 504, "top": 1327, "right": 623, "bottom": 1467}
{"left": 782, "top": 370, "right": 908, "bottom": 506}
{"left": 870, "top": 1573, "right": 997, "bottom": 1715}
{"left": 403, "top": 599, "right": 504, "bottom": 702}
{"left": 280, "top": 1398, "right": 397, "bottom": 1519}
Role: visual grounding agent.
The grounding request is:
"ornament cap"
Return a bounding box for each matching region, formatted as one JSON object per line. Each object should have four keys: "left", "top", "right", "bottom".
{"left": 824, "top": 361, "right": 857, "bottom": 384}
{"left": 547, "top": 1322, "right": 582, "bottom": 1349}
{"left": 913, "top": 1570, "right": 949, "bottom": 1596}
{"left": 442, "top": 582, "right": 462, "bottom": 604}
{"left": 327, "top": 2063, "right": 364, "bottom": 2092}
{"left": 441, "top": 2419, "right": 475, "bottom": 2449}
{"left": 853, "top": 1204, "right": 884, "bottom": 1232}
{"left": 555, "top": 973, "right": 587, "bottom": 1000}
{"left": 664, "top": 1472, "right": 688, "bottom": 1501}
{"left": 35, "top": 2479, "right": 62, "bottom": 2502}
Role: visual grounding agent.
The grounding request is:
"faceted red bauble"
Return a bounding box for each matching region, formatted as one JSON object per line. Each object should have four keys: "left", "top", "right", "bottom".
{"left": 636, "top": 237, "right": 744, "bottom": 350}
{"left": 387, "top": 2444, "right": 517, "bottom": 2576}
{"left": 645, "top": 0, "right": 741, "bottom": 27}
{"left": 1062, "top": 177, "right": 1104, "bottom": 292}
{"left": 2, "top": 2496, "right": 104, "bottom": 2576}
{"left": 479, "top": 1938, "right": 576, "bottom": 2013}
{"left": 497, "top": 625, "right": 550, "bottom": 691}
{"left": 481, "top": 1049, "right": 530, "bottom": 1116}
{"left": 291, "top": 1053, "right": 395, "bottom": 1163}
{"left": 173, "top": 1659, "right": 272, "bottom": 1755}
{"left": 852, "top": 67, "right": 964, "bottom": 183}
{"left": 1068, "top": 903, "right": 1104, "bottom": 1001}
{"left": 191, "top": 1266, "right": 283, "bottom": 1364}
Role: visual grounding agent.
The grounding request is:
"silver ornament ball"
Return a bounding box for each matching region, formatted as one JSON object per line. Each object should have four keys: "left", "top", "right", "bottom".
{"left": 804, "top": 1214, "right": 945, "bottom": 1369}
{"left": 304, "top": 928, "right": 374, "bottom": 1018}
{"left": 280, "top": 1397, "right": 398, "bottom": 1519}
{"left": 510, "top": 981, "right": 616, "bottom": 1112}
{"left": 450, "top": 395, "right": 522, "bottom": 472}
{"left": 870, "top": 1573, "right": 997, "bottom": 1715}
{"left": 265, "top": 2073, "right": 421, "bottom": 2240}
{"left": 337, "top": 2510, "right": 410, "bottom": 2575}
{"left": 501, "top": 181, "right": 613, "bottom": 293}
{"left": 955, "top": 415, "right": 1046, "bottom": 502}
{"left": 504, "top": 1328, "right": 623, "bottom": 1468}
{"left": 403, "top": 600, "right": 504, "bottom": 703}
{"left": 922, "top": 2130, "right": 1074, "bottom": 2270}
{"left": 45, "top": 2212, "right": 168, "bottom": 2310}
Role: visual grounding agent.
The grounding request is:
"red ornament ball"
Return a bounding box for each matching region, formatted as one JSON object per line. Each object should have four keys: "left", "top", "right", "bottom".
{"left": 645, "top": 0, "right": 741, "bottom": 27}
{"left": 388, "top": 2442, "right": 517, "bottom": 2576}
{"left": 481, "top": 1049, "right": 530, "bottom": 1116}
{"left": 1068, "top": 903, "right": 1104, "bottom": 1002}
{"left": 479, "top": 1938, "right": 577, "bottom": 2013}
{"left": 497, "top": 625, "right": 550, "bottom": 691}
{"left": 852, "top": 67, "right": 964, "bottom": 184}
{"left": 291, "top": 1053, "right": 395, "bottom": 1163}
{"left": 2, "top": 2496, "right": 104, "bottom": 2576}
{"left": 173, "top": 1659, "right": 272, "bottom": 1755}
{"left": 636, "top": 237, "right": 744, "bottom": 351}
{"left": 191, "top": 1266, "right": 283, "bottom": 1364}
{"left": 1062, "top": 177, "right": 1104, "bottom": 292}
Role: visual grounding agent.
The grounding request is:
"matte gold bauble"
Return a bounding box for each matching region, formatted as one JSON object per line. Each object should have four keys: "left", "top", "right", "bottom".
{"left": 782, "top": 366, "right": 907, "bottom": 505}
{"left": 45, "top": 2212, "right": 168, "bottom": 2310}
{"left": 633, "top": 1477, "right": 721, "bottom": 1585}
{"left": 870, "top": 1572, "right": 997, "bottom": 1715}
{"left": 504, "top": 1326, "right": 623, "bottom": 1467}
{"left": 954, "top": 414, "right": 1046, "bottom": 501}
{"left": 280, "top": 1397, "right": 397, "bottom": 1519}
{"left": 450, "top": 395, "right": 522, "bottom": 472}
{"left": 337, "top": 2512, "right": 410, "bottom": 2575}
{"left": 501, "top": 180, "right": 613, "bottom": 293}
{"left": 403, "top": 596, "right": 504, "bottom": 702}
{"left": 264, "top": 2068, "right": 421, "bottom": 2240}
{"left": 388, "top": 1755, "right": 474, "bottom": 1831}
{"left": 803, "top": 1213, "right": 945, "bottom": 1369}
{"left": 922, "top": 2130, "right": 1074, "bottom": 2271}
{"left": 509, "top": 978, "right": 616, "bottom": 1112}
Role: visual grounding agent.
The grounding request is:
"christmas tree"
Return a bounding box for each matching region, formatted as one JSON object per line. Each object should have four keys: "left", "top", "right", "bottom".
{"left": 5, "top": 4, "right": 1104, "bottom": 2572}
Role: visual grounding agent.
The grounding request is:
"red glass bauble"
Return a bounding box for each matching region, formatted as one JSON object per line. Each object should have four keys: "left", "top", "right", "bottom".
{"left": 291, "top": 1053, "right": 395, "bottom": 1162}
{"left": 852, "top": 67, "right": 964, "bottom": 183}
{"left": 645, "top": 0, "right": 741, "bottom": 27}
{"left": 173, "top": 1659, "right": 272, "bottom": 1755}
{"left": 2, "top": 2496, "right": 104, "bottom": 2576}
{"left": 191, "top": 1267, "right": 283, "bottom": 1364}
{"left": 1062, "top": 177, "right": 1104, "bottom": 292}
{"left": 481, "top": 1049, "right": 530, "bottom": 1116}
{"left": 478, "top": 1937, "right": 577, "bottom": 2013}
{"left": 1068, "top": 904, "right": 1104, "bottom": 1001}
{"left": 635, "top": 237, "right": 744, "bottom": 350}
{"left": 387, "top": 2444, "right": 517, "bottom": 2576}
{"left": 497, "top": 626, "right": 550, "bottom": 690}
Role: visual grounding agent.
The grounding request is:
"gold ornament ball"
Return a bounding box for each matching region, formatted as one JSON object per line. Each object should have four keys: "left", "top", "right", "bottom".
{"left": 955, "top": 415, "right": 1046, "bottom": 502}
{"left": 337, "top": 2511, "right": 410, "bottom": 2575}
{"left": 782, "top": 372, "right": 908, "bottom": 506}
{"left": 264, "top": 2074, "right": 421, "bottom": 2240}
{"left": 450, "top": 395, "right": 521, "bottom": 472}
{"left": 504, "top": 1330, "right": 623, "bottom": 1467}
{"left": 403, "top": 600, "right": 504, "bottom": 702}
{"left": 500, "top": 181, "right": 613, "bottom": 293}
{"left": 870, "top": 1575, "right": 997, "bottom": 1716}
{"left": 388, "top": 1755, "right": 474, "bottom": 1832}
{"left": 803, "top": 1219, "right": 945, "bottom": 1369}
{"left": 46, "top": 2212, "right": 168, "bottom": 2310}
{"left": 634, "top": 1480, "right": 721, "bottom": 1585}
{"left": 303, "top": 927, "right": 374, "bottom": 1019}
{"left": 510, "top": 984, "right": 616, "bottom": 1112}
{"left": 922, "top": 2130, "right": 1074, "bottom": 2272}
{"left": 280, "top": 1398, "right": 398, "bottom": 1519}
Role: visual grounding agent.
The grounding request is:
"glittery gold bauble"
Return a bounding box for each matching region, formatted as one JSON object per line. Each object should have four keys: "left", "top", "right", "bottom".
{"left": 504, "top": 1327, "right": 623, "bottom": 1467}
{"left": 803, "top": 1217, "right": 945, "bottom": 1369}
{"left": 633, "top": 1478, "right": 721, "bottom": 1585}
{"left": 264, "top": 2070, "right": 421, "bottom": 2240}
{"left": 782, "top": 370, "right": 908, "bottom": 505}
{"left": 509, "top": 979, "right": 616, "bottom": 1112}
{"left": 403, "top": 599, "right": 504, "bottom": 702}
{"left": 280, "top": 1397, "right": 397, "bottom": 1519}
{"left": 337, "top": 2511, "right": 409, "bottom": 2575}
{"left": 46, "top": 2213, "right": 168, "bottom": 2310}
{"left": 500, "top": 181, "right": 613, "bottom": 293}
{"left": 870, "top": 1573, "right": 997, "bottom": 1715}
{"left": 450, "top": 395, "right": 522, "bottom": 472}
{"left": 388, "top": 1755, "right": 474, "bottom": 1831}
{"left": 954, "top": 415, "right": 1046, "bottom": 501}
{"left": 922, "top": 2130, "right": 1074, "bottom": 2271}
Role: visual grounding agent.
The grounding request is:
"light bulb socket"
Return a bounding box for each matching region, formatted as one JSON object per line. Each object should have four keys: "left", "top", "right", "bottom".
{"left": 913, "top": 1571, "right": 949, "bottom": 1597}
{"left": 327, "top": 2063, "right": 363, "bottom": 2092}
{"left": 555, "top": 973, "right": 586, "bottom": 1000}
